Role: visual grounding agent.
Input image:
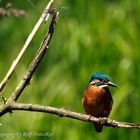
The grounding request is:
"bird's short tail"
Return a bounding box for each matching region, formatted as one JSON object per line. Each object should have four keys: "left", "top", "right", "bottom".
{"left": 93, "top": 122, "right": 103, "bottom": 132}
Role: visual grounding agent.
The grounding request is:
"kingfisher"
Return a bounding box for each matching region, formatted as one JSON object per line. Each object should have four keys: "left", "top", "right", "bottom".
{"left": 82, "top": 72, "right": 118, "bottom": 132}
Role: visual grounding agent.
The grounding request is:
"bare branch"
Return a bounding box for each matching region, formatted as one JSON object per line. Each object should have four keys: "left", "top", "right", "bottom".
{"left": 7, "top": 11, "right": 59, "bottom": 102}
{"left": 0, "top": 0, "right": 55, "bottom": 92}
{"left": 0, "top": 102, "right": 140, "bottom": 129}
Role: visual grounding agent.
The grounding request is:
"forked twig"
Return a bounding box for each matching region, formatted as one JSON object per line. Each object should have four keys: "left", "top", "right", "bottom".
{"left": 0, "top": 0, "right": 55, "bottom": 92}
{"left": 7, "top": 10, "right": 59, "bottom": 102}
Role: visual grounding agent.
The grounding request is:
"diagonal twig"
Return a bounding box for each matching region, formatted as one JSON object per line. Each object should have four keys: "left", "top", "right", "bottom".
{"left": 7, "top": 11, "right": 59, "bottom": 102}
{"left": 0, "top": 0, "right": 55, "bottom": 92}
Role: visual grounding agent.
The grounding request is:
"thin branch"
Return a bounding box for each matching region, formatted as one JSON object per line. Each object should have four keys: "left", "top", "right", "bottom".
{"left": 1, "top": 102, "right": 140, "bottom": 129}
{"left": 0, "top": 0, "right": 55, "bottom": 92}
{"left": 7, "top": 11, "right": 59, "bottom": 102}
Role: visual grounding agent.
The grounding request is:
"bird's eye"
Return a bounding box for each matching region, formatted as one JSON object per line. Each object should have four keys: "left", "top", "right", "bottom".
{"left": 99, "top": 78, "right": 102, "bottom": 81}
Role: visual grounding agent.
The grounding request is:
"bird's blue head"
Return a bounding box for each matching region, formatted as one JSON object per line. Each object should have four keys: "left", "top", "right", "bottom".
{"left": 89, "top": 72, "right": 118, "bottom": 88}
{"left": 89, "top": 72, "right": 110, "bottom": 82}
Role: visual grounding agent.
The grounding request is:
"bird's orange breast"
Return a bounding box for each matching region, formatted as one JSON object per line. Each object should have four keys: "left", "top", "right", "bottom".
{"left": 83, "top": 85, "right": 113, "bottom": 117}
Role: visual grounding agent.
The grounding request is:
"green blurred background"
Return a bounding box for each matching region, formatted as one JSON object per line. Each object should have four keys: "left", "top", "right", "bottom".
{"left": 0, "top": 0, "right": 140, "bottom": 139}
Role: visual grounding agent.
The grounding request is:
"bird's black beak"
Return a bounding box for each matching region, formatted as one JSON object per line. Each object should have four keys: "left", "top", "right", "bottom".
{"left": 107, "top": 81, "right": 118, "bottom": 88}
